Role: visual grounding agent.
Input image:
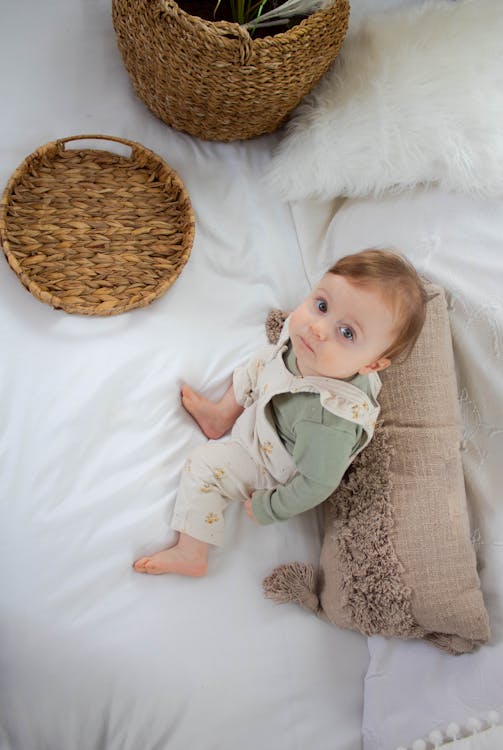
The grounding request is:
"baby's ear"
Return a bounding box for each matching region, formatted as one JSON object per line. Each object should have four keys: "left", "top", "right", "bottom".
{"left": 358, "top": 357, "right": 391, "bottom": 375}
{"left": 266, "top": 309, "right": 288, "bottom": 344}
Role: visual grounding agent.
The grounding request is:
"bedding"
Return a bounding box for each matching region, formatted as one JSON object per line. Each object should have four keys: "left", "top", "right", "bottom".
{"left": 1, "top": 1, "right": 502, "bottom": 750}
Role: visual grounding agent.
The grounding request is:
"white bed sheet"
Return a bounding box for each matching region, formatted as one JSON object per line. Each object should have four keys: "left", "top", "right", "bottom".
{"left": 3, "top": 0, "right": 502, "bottom": 749}
{"left": 291, "top": 188, "right": 503, "bottom": 750}
{"left": 0, "top": 1, "right": 371, "bottom": 749}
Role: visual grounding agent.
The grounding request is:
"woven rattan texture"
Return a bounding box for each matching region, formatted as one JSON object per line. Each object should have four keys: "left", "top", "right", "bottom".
{"left": 112, "top": 0, "right": 350, "bottom": 142}
{"left": 0, "top": 136, "right": 195, "bottom": 316}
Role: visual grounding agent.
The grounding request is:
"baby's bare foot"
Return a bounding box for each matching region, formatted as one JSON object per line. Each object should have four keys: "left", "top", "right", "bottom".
{"left": 181, "top": 385, "right": 228, "bottom": 439}
{"left": 133, "top": 544, "right": 208, "bottom": 577}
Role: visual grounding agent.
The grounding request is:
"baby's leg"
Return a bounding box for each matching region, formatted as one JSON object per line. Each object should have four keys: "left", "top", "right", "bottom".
{"left": 170, "top": 440, "right": 261, "bottom": 547}
{"left": 134, "top": 440, "right": 265, "bottom": 577}
{"left": 134, "top": 533, "right": 208, "bottom": 577}
{"left": 181, "top": 383, "right": 243, "bottom": 439}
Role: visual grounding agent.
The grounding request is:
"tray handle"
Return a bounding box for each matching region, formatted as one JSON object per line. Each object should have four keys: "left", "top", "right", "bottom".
{"left": 56, "top": 134, "right": 140, "bottom": 159}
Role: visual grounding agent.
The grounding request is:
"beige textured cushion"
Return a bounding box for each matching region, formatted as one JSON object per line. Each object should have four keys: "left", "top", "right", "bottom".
{"left": 263, "top": 284, "right": 490, "bottom": 654}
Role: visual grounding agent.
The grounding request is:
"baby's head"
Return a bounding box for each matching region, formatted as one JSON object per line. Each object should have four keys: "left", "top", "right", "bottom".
{"left": 289, "top": 248, "right": 428, "bottom": 380}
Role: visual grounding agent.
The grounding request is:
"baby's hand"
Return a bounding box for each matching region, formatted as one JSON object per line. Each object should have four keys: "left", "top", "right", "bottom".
{"left": 244, "top": 497, "right": 258, "bottom": 523}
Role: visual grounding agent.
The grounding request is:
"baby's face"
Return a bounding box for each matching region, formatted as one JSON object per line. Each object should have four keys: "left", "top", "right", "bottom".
{"left": 289, "top": 273, "right": 397, "bottom": 380}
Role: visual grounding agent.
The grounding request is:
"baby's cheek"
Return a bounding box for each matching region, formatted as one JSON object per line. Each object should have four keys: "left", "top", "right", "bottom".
{"left": 290, "top": 302, "right": 308, "bottom": 327}
{"left": 288, "top": 308, "right": 300, "bottom": 331}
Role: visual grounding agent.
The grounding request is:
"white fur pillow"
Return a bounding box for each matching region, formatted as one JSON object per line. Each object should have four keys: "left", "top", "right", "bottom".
{"left": 267, "top": 0, "right": 503, "bottom": 200}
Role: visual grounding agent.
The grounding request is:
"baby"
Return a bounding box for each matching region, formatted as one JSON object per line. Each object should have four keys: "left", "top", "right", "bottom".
{"left": 134, "top": 248, "right": 428, "bottom": 578}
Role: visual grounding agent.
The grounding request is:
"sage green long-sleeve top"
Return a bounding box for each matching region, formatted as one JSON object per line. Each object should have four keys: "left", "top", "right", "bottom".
{"left": 250, "top": 343, "right": 374, "bottom": 525}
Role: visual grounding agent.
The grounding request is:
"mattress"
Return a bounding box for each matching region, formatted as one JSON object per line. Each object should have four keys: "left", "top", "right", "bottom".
{"left": 1, "top": 1, "right": 502, "bottom": 749}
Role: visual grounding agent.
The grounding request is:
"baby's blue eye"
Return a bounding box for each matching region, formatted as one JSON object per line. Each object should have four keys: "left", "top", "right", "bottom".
{"left": 317, "top": 299, "right": 328, "bottom": 313}
{"left": 340, "top": 326, "right": 354, "bottom": 341}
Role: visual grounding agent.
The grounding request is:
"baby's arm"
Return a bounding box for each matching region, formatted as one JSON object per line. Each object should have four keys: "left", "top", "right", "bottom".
{"left": 250, "top": 421, "right": 356, "bottom": 524}
{"left": 244, "top": 497, "right": 257, "bottom": 521}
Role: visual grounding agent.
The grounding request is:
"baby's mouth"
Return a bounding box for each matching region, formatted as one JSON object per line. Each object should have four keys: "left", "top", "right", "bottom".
{"left": 299, "top": 335, "right": 315, "bottom": 354}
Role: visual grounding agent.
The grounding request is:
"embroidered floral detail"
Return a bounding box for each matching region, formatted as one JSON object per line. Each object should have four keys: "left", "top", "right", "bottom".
{"left": 261, "top": 442, "right": 274, "bottom": 455}
{"left": 213, "top": 468, "right": 225, "bottom": 480}
{"left": 352, "top": 404, "right": 361, "bottom": 419}
{"left": 199, "top": 482, "right": 212, "bottom": 493}
{"left": 184, "top": 459, "right": 192, "bottom": 473}
{"left": 205, "top": 513, "right": 220, "bottom": 525}
{"left": 362, "top": 402, "right": 369, "bottom": 411}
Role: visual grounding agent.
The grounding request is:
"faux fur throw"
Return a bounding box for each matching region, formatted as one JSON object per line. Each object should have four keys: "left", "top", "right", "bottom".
{"left": 267, "top": 0, "right": 503, "bottom": 200}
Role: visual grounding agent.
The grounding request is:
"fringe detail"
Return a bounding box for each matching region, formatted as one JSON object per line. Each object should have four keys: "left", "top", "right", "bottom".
{"left": 263, "top": 562, "right": 321, "bottom": 613}
{"left": 325, "top": 423, "right": 421, "bottom": 639}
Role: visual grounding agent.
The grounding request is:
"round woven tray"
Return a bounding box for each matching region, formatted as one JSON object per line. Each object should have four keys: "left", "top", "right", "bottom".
{"left": 0, "top": 135, "right": 195, "bottom": 315}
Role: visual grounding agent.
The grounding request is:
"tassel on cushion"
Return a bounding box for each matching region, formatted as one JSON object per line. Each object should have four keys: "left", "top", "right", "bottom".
{"left": 265, "top": 309, "right": 288, "bottom": 345}
{"left": 263, "top": 562, "right": 321, "bottom": 614}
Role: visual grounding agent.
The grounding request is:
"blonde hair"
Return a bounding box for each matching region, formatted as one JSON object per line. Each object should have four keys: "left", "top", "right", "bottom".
{"left": 328, "top": 248, "right": 429, "bottom": 363}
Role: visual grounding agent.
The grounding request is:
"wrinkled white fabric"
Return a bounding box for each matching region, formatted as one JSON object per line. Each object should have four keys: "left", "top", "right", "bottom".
{"left": 0, "top": 2, "right": 375, "bottom": 749}
{"left": 2, "top": 0, "right": 502, "bottom": 748}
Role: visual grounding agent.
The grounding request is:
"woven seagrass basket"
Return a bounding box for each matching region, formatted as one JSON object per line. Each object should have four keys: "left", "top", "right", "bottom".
{"left": 0, "top": 135, "right": 195, "bottom": 316}
{"left": 112, "top": 0, "right": 350, "bottom": 142}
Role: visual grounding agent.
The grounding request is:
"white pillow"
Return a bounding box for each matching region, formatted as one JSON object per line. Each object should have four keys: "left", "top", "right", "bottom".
{"left": 267, "top": 0, "right": 503, "bottom": 200}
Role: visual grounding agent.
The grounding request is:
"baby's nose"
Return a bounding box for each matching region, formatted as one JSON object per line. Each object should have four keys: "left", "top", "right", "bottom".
{"left": 311, "top": 321, "right": 326, "bottom": 341}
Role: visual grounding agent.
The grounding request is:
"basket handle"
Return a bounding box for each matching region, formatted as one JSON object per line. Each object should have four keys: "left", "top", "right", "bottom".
{"left": 158, "top": 0, "right": 254, "bottom": 66}
{"left": 226, "top": 24, "right": 254, "bottom": 66}
{"left": 56, "top": 134, "right": 140, "bottom": 159}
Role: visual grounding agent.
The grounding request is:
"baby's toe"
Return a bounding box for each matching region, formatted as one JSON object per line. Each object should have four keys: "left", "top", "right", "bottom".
{"left": 145, "top": 560, "right": 164, "bottom": 574}
{"left": 133, "top": 557, "right": 150, "bottom": 572}
{"left": 181, "top": 384, "right": 192, "bottom": 399}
